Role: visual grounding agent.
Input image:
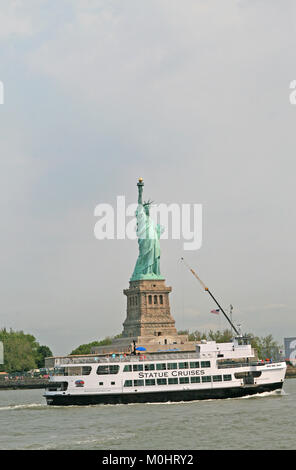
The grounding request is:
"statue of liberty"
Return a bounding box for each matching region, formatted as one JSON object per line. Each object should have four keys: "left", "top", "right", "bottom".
{"left": 131, "top": 178, "right": 164, "bottom": 281}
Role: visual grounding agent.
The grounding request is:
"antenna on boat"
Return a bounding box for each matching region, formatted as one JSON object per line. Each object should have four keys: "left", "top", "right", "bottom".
{"left": 180, "top": 257, "right": 241, "bottom": 336}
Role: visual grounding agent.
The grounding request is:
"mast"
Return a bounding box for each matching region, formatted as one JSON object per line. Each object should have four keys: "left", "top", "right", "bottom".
{"left": 180, "top": 258, "right": 240, "bottom": 336}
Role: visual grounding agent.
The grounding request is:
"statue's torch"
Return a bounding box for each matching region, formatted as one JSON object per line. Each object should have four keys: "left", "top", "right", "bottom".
{"left": 137, "top": 178, "right": 144, "bottom": 204}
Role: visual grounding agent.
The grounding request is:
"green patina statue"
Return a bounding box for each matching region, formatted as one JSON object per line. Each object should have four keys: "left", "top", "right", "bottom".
{"left": 131, "top": 178, "right": 164, "bottom": 281}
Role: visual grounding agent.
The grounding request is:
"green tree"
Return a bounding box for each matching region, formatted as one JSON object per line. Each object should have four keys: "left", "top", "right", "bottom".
{"left": 248, "top": 333, "right": 281, "bottom": 360}
{"left": 207, "top": 329, "right": 233, "bottom": 343}
{"left": 178, "top": 329, "right": 232, "bottom": 342}
{"left": 70, "top": 334, "right": 122, "bottom": 355}
{"left": 0, "top": 328, "right": 52, "bottom": 373}
{"left": 188, "top": 330, "right": 208, "bottom": 342}
{"left": 36, "top": 345, "right": 53, "bottom": 368}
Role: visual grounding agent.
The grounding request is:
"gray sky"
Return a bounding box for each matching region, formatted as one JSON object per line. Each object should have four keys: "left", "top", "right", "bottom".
{"left": 0, "top": 0, "right": 295, "bottom": 355}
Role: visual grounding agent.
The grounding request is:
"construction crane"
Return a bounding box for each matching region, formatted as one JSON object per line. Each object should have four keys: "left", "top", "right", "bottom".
{"left": 180, "top": 257, "right": 241, "bottom": 337}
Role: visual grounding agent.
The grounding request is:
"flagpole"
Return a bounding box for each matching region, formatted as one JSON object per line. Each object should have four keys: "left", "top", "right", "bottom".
{"left": 206, "top": 290, "right": 240, "bottom": 336}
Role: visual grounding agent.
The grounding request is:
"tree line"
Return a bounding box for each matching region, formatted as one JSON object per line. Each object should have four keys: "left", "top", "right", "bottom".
{"left": 71, "top": 329, "right": 283, "bottom": 360}
{"left": 0, "top": 329, "right": 52, "bottom": 374}
{"left": 0, "top": 328, "right": 283, "bottom": 374}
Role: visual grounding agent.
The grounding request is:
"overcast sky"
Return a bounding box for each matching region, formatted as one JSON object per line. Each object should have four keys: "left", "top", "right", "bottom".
{"left": 0, "top": 0, "right": 295, "bottom": 356}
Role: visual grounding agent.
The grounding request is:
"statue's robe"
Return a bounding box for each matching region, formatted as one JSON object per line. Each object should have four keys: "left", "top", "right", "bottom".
{"left": 131, "top": 204, "right": 163, "bottom": 279}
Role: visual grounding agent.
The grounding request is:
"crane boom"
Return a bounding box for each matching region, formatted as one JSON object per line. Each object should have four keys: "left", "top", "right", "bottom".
{"left": 180, "top": 257, "right": 240, "bottom": 336}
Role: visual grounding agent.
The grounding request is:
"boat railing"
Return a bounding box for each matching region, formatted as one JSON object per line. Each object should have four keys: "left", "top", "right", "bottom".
{"left": 54, "top": 352, "right": 200, "bottom": 366}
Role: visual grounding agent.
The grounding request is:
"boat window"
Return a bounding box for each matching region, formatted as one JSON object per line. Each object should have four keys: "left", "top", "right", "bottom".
{"left": 156, "top": 363, "right": 166, "bottom": 370}
{"left": 201, "top": 361, "right": 211, "bottom": 368}
{"left": 190, "top": 377, "right": 200, "bottom": 384}
{"left": 217, "top": 359, "right": 246, "bottom": 369}
{"left": 134, "top": 380, "right": 144, "bottom": 387}
{"left": 251, "top": 371, "right": 261, "bottom": 378}
{"left": 145, "top": 379, "right": 156, "bottom": 386}
{"left": 213, "top": 375, "right": 222, "bottom": 382}
{"left": 144, "top": 363, "right": 155, "bottom": 371}
{"left": 157, "top": 378, "right": 167, "bottom": 385}
{"left": 223, "top": 374, "right": 232, "bottom": 381}
{"left": 46, "top": 382, "right": 68, "bottom": 392}
{"left": 111, "top": 382, "right": 115, "bottom": 385}
{"left": 167, "top": 363, "right": 177, "bottom": 370}
{"left": 179, "top": 377, "right": 189, "bottom": 384}
{"left": 168, "top": 378, "right": 178, "bottom": 385}
{"left": 96, "top": 366, "right": 108, "bottom": 375}
{"left": 234, "top": 372, "right": 247, "bottom": 379}
{"left": 53, "top": 367, "right": 67, "bottom": 376}
{"left": 190, "top": 362, "right": 200, "bottom": 369}
{"left": 234, "top": 371, "right": 262, "bottom": 379}
{"left": 124, "top": 380, "right": 133, "bottom": 387}
{"left": 178, "top": 362, "right": 189, "bottom": 369}
{"left": 123, "top": 365, "right": 132, "bottom": 372}
{"left": 99, "top": 382, "right": 103, "bottom": 385}
{"left": 96, "top": 365, "right": 119, "bottom": 375}
{"left": 133, "top": 364, "right": 143, "bottom": 372}
{"left": 60, "top": 366, "right": 92, "bottom": 376}
{"left": 202, "top": 376, "right": 212, "bottom": 383}
{"left": 67, "top": 367, "right": 83, "bottom": 376}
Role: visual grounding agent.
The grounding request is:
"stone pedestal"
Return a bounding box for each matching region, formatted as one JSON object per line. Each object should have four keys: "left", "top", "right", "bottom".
{"left": 92, "top": 278, "right": 196, "bottom": 355}
{"left": 122, "top": 279, "right": 177, "bottom": 338}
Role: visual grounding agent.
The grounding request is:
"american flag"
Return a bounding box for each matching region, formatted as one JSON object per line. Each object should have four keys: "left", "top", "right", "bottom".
{"left": 211, "top": 309, "right": 220, "bottom": 314}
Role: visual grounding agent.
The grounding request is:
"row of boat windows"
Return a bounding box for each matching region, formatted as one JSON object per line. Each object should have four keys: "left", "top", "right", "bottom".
{"left": 123, "top": 361, "right": 210, "bottom": 372}
{"left": 53, "top": 361, "right": 211, "bottom": 377}
{"left": 123, "top": 375, "right": 232, "bottom": 387}
{"left": 53, "top": 366, "right": 119, "bottom": 376}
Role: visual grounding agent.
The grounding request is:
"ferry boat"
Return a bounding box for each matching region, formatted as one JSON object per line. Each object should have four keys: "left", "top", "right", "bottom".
{"left": 44, "top": 337, "right": 286, "bottom": 406}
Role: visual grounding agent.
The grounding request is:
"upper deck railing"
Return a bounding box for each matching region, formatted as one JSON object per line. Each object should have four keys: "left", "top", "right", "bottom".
{"left": 53, "top": 352, "right": 200, "bottom": 366}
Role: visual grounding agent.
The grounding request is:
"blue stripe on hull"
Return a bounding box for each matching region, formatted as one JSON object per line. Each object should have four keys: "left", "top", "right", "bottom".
{"left": 45, "top": 382, "right": 283, "bottom": 406}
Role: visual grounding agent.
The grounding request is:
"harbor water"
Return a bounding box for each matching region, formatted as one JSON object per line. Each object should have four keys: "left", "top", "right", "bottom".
{"left": 0, "top": 379, "right": 295, "bottom": 450}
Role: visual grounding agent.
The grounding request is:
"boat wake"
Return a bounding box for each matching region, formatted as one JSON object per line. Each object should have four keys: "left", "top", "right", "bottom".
{"left": 0, "top": 403, "right": 47, "bottom": 411}
{"left": 236, "top": 389, "right": 287, "bottom": 400}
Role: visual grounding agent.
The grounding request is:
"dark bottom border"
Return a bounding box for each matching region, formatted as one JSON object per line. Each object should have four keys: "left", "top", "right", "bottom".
{"left": 45, "top": 381, "right": 283, "bottom": 406}
{"left": 0, "top": 450, "right": 290, "bottom": 463}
